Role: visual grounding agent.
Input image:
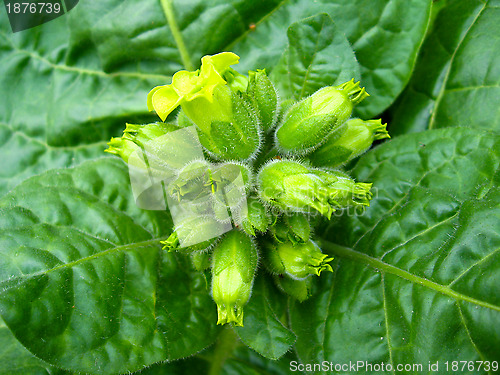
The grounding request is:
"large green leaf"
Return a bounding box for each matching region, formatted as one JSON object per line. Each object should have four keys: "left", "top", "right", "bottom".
{"left": 0, "top": 158, "right": 219, "bottom": 375}
{"left": 0, "top": 0, "right": 431, "bottom": 198}
{"left": 0, "top": 2, "right": 171, "bottom": 197}
{"left": 271, "top": 13, "right": 360, "bottom": 101}
{"left": 0, "top": 0, "right": 285, "bottom": 197}
{"left": 230, "top": 0, "right": 432, "bottom": 118}
{"left": 290, "top": 128, "right": 500, "bottom": 373}
{"left": 390, "top": 0, "right": 500, "bottom": 135}
{"left": 234, "top": 274, "right": 296, "bottom": 360}
{"left": 0, "top": 316, "right": 70, "bottom": 375}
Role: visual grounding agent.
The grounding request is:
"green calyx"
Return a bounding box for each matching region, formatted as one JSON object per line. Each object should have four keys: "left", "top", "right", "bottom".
{"left": 212, "top": 230, "right": 258, "bottom": 326}
{"left": 240, "top": 196, "right": 271, "bottom": 236}
{"left": 312, "top": 169, "right": 373, "bottom": 208}
{"left": 167, "top": 161, "right": 252, "bottom": 211}
{"left": 258, "top": 160, "right": 373, "bottom": 218}
{"left": 257, "top": 159, "right": 333, "bottom": 217}
{"left": 168, "top": 160, "right": 211, "bottom": 202}
{"left": 271, "top": 213, "right": 311, "bottom": 244}
{"left": 105, "top": 137, "right": 139, "bottom": 163}
{"left": 122, "top": 122, "right": 179, "bottom": 144}
{"left": 196, "top": 89, "right": 261, "bottom": 161}
{"left": 309, "top": 118, "right": 390, "bottom": 168}
{"left": 336, "top": 78, "right": 369, "bottom": 104}
{"left": 274, "top": 274, "right": 314, "bottom": 302}
{"left": 105, "top": 122, "right": 178, "bottom": 163}
{"left": 275, "top": 79, "right": 369, "bottom": 154}
{"left": 266, "top": 240, "right": 333, "bottom": 280}
{"left": 248, "top": 69, "right": 279, "bottom": 132}
{"left": 161, "top": 216, "right": 220, "bottom": 252}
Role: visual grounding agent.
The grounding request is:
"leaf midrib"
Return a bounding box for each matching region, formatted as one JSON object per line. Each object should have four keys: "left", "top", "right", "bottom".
{"left": 296, "top": 16, "right": 325, "bottom": 100}
{"left": 0, "top": 31, "right": 171, "bottom": 82}
{"left": 0, "top": 122, "right": 108, "bottom": 151}
{"left": 322, "top": 241, "right": 500, "bottom": 312}
{"left": 0, "top": 235, "right": 169, "bottom": 292}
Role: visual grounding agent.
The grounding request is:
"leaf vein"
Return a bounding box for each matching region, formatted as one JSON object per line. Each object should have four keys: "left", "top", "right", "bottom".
{"left": 323, "top": 241, "right": 500, "bottom": 312}
{"left": 428, "top": 1, "right": 488, "bottom": 129}
{"left": 381, "top": 275, "right": 395, "bottom": 374}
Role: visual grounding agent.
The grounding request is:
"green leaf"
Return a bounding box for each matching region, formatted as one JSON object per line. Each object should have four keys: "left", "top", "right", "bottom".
{"left": 0, "top": 316, "right": 70, "bottom": 375}
{"left": 0, "top": 0, "right": 431, "bottom": 197}
{"left": 231, "top": 0, "right": 432, "bottom": 118}
{"left": 0, "top": 158, "right": 219, "bottom": 375}
{"left": 271, "top": 13, "right": 360, "bottom": 100}
{"left": 137, "top": 356, "right": 209, "bottom": 375}
{"left": 390, "top": 0, "right": 500, "bottom": 135}
{"left": 234, "top": 274, "right": 296, "bottom": 360}
{"left": 222, "top": 345, "right": 302, "bottom": 375}
{"left": 0, "top": 4, "right": 169, "bottom": 197}
{"left": 291, "top": 128, "right": 500, "bottom": 371}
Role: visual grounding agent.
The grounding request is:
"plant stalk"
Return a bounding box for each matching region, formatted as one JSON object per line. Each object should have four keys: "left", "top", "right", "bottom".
{"left": 160, "top": 0, "right": 194, "bottom": 71}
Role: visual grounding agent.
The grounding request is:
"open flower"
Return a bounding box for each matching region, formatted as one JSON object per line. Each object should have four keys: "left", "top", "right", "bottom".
{"left": 147, "top": 52, "right": 260, "bottom": 161}
{"left": 147, "top": 52, "right": 240, "bottom": 122}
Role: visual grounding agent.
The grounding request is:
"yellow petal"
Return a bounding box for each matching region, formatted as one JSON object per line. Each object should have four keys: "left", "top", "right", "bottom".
{"left": 204, "top": 52, "right": 240, "bottom": 73}
{"left": 147, "top": 85, "right": 164, "bottom": 112}
{"left": 151, "top": 86, "right": 181, "bottom": 121}
{"left": 171, "top": 70, "right": 200, "bottom": 96}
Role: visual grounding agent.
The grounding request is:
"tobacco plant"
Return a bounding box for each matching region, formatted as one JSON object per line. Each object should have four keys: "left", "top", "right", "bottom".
{"left": 106, "top": 51, "right": 386, "bottom": 326}
{"left": 0, "top": 1, "right": 498, "bottom": 375}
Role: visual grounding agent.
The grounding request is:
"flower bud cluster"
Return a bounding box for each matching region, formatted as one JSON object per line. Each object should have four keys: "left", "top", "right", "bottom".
{"left": 107, "top": 52, "right": 390, "bottom": 327}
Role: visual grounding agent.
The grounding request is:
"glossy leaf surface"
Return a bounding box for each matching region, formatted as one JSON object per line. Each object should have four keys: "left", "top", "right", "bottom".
{"left": 0, "top": 159, "right": 219, "bottom": 374}
{"left": 271, "top": 13, "right": 360, "bottom": 101}
{"left": 231, "top": 0, "right": 432, "bottom": 118}
{"left": 234, "top": 275, "right": 296, "bottom": 360}
{"left": 291, "top": 128, "right": 500, "bottom": 373}
{"left": 0, "top": 317, "right": 69, "bottom": 375}
{"left": 390, "top": 0, "right": 500, "bottom": 135}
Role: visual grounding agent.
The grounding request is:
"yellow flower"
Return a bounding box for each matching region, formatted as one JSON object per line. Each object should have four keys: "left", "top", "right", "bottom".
{"left": 147, "top": 52, "right": 240, "bottom": 121}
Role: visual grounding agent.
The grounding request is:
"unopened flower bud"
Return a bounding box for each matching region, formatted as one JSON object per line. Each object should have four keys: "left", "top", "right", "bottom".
{"left": 257, "top": 160, "right": 333, "bottom": 217}
{"left": 271, "top": 213, "right": 311, "bottom": 245}
{"left": 168, "top": 160, "right": 211, "bottom": 202}
{"left": 309, "top": 118, "right": 390, "bottom": 167}
{"left": 276, "top": 79, "right": 369, "bottom": 154}
{"left": 274, "top": 274, "right": 314, "bottom": 302}
{"left": 258, "top": 160, "right": 373, "bottom": 218}
{"left": 105, "top": 137, "right": 140, "bottom": 164}
{"left": 240, "top": 197, "right": 271, "bottom": 236}
{"left": 311, "top": 169, "right": 373, "bottom": 208}
{"left": 122, "top": 122, "right": 179, "bottom": 144}
{"left": 212, "top": 230, "right": 258, "bottom": 326}
{"left": 248, "top": 69, "right": 279, "bottom": 131}
{"left": 161, "top": 215, "right": 220, "bottom": 252}
{"left": 265, "top": 240, "right": 333, "bottom": 280}
{"left": 105, "top": 122, "right": 178, "bottom": 163}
